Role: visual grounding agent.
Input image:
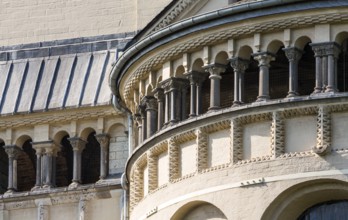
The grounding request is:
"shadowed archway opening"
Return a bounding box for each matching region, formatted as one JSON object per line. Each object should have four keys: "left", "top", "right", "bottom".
{"left": 81, "top": 132, "right": 100, "bottom": 184}
{"left": 0, "top": 141, "right": 8, "bottom": 193}
{"left": 269, "top": 47, "right": 289, "bottom": 99}
{"left": 56, "top": 135, "right": 73, "bottom": 187}
{"left": 337, "top": 39, "right": 348, "bottom": 92}
{"left": 17, "top": 139, "right": 36, "bottom": 191}
{"left": 298, "top": 200, "right": 348, "bottom": 220}
{"left": 298, "top": 43, "right": 315, "bottom": 95}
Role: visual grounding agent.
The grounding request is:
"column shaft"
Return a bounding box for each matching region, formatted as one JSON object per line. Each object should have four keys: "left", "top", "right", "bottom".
{"left": 95, "top": 134, "right": 110, "bottom": 180}
{"left": 253, "top": 52, "right": 274, "bottom": 101}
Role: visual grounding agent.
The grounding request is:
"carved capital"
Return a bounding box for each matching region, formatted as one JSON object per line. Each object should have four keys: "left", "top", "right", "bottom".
{"left": 283, "top": 47, "right": 303, "bottom": 62}
{"left": 310, "top": 42, "right": 341, "bottom": 58}
{"left": 3, "top": 145, "right": 21, "bottom": 159}
{"left": 252, "top": 52, "right": 275, "bottom": 67}
{"left": 184, "top": 71, "right": 208, "bottom": 85}
{"left": 153, "top": 88, "right": 164, "bottom": 102}
{"left": 95, "top": 133, "right": 110, "bottom": 149}
{"left": 134, "top": 113, "right": 142, "bottom": 126}
{"left": 229, "top": 57, "right": 249, "bottom": 73}
{"left": 68, "top": 137, "right": 87, "bottom": 152}
{"left": 203, "top": 63, "right": 226, "bottom": 79}
{"left": 159, "top": 77, "right": 189, "bottom": 92}
{"left": 141, "top": 96, "right": 157, "bottom": 111}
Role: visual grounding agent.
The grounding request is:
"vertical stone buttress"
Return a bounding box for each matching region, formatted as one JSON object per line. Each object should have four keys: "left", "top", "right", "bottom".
{"left": 196, "top": 128, "right": 208, "bottom": 172}
{"left": 313, "top": 106, "right": 331, "bottom": 155}
{"left": 147, "top": 150, "right": 158, "bottom": 192}
{"left": 168, "top": 138, "right": 179, "bottom": 182}
{"left": 271, "top": 111, "right": 285, "bottom": 159}
{"left": 231, "top": 119, "right": 243, "bottom": 163}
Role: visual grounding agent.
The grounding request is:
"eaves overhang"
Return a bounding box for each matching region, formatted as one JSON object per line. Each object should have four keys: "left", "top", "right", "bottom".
{"left": 109, "top": 0, "right": 348, "bottom": 109}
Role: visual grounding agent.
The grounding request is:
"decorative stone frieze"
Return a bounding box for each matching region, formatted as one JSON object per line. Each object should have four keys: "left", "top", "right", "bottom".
{"left": 168, "top": 138, "right": 180, "bottom": 182}
{"left": 231, "top": 119, "right": 243, "bottom": 163}
{"left": 196, "top": 128, "right": 208, "bottom": 172}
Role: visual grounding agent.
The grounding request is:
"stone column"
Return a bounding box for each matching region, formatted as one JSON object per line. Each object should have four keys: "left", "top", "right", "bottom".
{"left": 134, "top": 114, "right": 142, "bottom": 144}
{"left": 139, "top": 105, "right": 147, "bottom": 141}
{"left": 31, "top": 144, "right": 45, "bottom": 190}
{"left": 185, "top": 71, "right": 208, "bottom": 117}
{"left": 160, "top": 77, "right": 189, "bottom": 124}
{"left": 204, "top": 64, "right": 226, "bottom": 110}
{"left": 311, "top": 43, "right": 324, "bottom": 94}
{"left": 68, "top": 137, "right": 86, "bottom": 188}
{"left": 230, "top": 58, "right": 249, "bottom": 105}
{"left": 3, "top": 145, "right": 21, "bottom": 192}
{"left": 43, "top": 147, "right": 54, "bottom": 188}
{"left": 253, "top": 52, "right": 275, "bottom": 101}
{"left": 153, "top": 88, "right": 165, "bottom": 130}
{"left": 323, "top": 43, "right": 341, "bottom": 92}
{"left": 141, "top": 96, "right": 158, "bottom": 138}
{"left": 95, "top": 133, "right": 110, "bottom": 180}
{"left": 283, "top": 47, "right": 303, "bottom": 97}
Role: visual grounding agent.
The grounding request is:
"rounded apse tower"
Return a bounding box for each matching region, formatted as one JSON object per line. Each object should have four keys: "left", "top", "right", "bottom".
{"left": 110, "top": 1, "right": 348, "bottom": 219}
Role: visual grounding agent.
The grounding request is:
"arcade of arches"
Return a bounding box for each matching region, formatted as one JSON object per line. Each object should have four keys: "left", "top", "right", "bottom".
{"left": 0, "top": 115, "right": 128, "bottom": 193}
{"left": 133, "top": 37, "right": 348, "bottom": 146}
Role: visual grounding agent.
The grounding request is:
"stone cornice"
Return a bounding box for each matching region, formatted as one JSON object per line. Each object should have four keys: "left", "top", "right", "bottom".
{"left": 0, "top": 105, "right": 120, "bottom": 129}
{"left": 0, "top": 180, "right": 121, "bottom": 210}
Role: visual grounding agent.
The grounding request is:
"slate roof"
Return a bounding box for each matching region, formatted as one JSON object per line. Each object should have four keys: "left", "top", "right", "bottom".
{"left": 0, "top": 33, "right": 134, "bottom": 115}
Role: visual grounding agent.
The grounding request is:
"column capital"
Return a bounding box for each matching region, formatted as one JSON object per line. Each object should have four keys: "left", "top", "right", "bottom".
{"left": 229, "top": 57, "right": 249, "bottom": 73}
{"left": 283, "top": 47, "right": 303, "bottom": 62}
{"left": 252, "top": 52, "right": 275, "bottom": 67}
{"left": 3, "top": 145, "right": 21, "bottom": 159}
{"left": 159, "top": 77, "right": 189, "bottom": 92}
{"left": 134, "top": 113, "right": 142, "bottom": 126}
{"left": 184, "top": 71, "right": 208, "bottom": 85}
{"left": 95, "top": 133, "right": 110, "bottom": 149}
{"left": 310, "top": 42, "right": 341, "bottom": 58}
{"left": 203, "top": 63, "right": 226, "bottom": 78}
{"left": 31, "top": 140, "right": 55, "bottom": 155}
{"left": 68, "top": 137, "right": 87, "bottom": 152}
{"left": 140, "top": 96, "right": 157, "bottom": 111}
{"left": 153, "top": 88, "right": 164, "bottom": 102}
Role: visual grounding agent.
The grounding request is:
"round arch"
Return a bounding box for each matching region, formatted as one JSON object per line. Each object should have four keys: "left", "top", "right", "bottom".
{"left": 237, "top": 45, "right": 254, "bottom": 60}
{"left": 171, "top": 201, "right": 227, "bottom": 220}
{"left": 261, "top": 179, "right": 348, "bottom": 220}
{"left": 294, "top": 36, "right": 312, "bottom": 50}
{"left": 214, "top": 51, "right": 229, "bottom": 65}
{"left": 267, "top": 40, "right": 284, "bottom": 54}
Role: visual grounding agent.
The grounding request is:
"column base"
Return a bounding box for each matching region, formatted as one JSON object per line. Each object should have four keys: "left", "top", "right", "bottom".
{"left": 5, "top": 189, "right": 16, "bottom": 194}
{"left": 286, "top": 92, "right": 299, "bottom": 98}
{"left": 31, "top": 185, "right": 41, "bottom": 191}
{"left": 68, "top": 182, "right": 80, "bottom": 189}
{"left": 208, "top": 106, "right": 220, "bottom": 111}
{"left": 256, "top": 96, "right": 270, "bottom": 102}
{"left": 312, "top": 88, "right": 322, "bottom": 94}
{"left": 232, "top": 101, "right": 242, "bottom": 107}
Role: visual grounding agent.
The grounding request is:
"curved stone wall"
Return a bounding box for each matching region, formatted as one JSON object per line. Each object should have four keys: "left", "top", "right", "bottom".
{"left": 110, "top": 1, "right": 348, "bottom": 219}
